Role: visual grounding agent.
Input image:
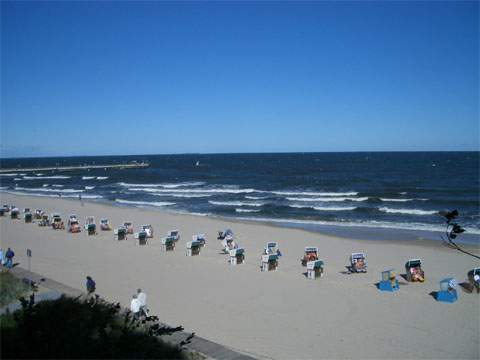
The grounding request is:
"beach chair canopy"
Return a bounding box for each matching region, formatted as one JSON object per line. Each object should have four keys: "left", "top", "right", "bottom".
{"left": 24, "top": 208, "right": 30, "bottom": 213}
{"left": 162, "top": 236, "right": 175, "bottom": 245}
{"left": 468, "top": 268, "right": 480, "bottom": 277}
{"left": 186, "top": 240, "right": 200, "bottom": 249}
{"left": 405, "top": 259, "right": 422, "bottom": 268}
{"left": 305, "top": 247, "right": 318, "bottom": 254}
{"left": 86, "top": 216, "right": 95, "bottom": 224}
{"left": 440, "top": 278, "right": 457, "bottom": 291}
{"left": 138, "top": 231, "right": 147, "bottom": 238}
{"left": 381, "top": 269, "right": 395, "bottom": 281}
{"left": 168, "top": 229, "right": 179, "bottom": 236}
{"left": 101, "top": 218, "right": 109, "bottom": 224}
{"left": 193, "top": 234, "right": 206, "bottom": 241}
{"left": 262, "top": 254, "right": 278, "bottom": 263}
{"left": 351, "top": 252, "right": 365, "bottom": 260}
{"left": 230, "top": 247, "right": 244, "bottom": 256}
{"left": 124, "top": 222, "right": 132, "bottom": 226}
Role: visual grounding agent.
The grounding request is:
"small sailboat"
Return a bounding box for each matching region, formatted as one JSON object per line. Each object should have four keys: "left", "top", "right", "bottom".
{"left": 195, "top": 160, "right": 200, "bottom": 167}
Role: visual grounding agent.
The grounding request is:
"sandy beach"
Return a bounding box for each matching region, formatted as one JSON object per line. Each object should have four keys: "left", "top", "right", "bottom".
{"left": 0, "top": 193, "right": 478, "bottom": 359}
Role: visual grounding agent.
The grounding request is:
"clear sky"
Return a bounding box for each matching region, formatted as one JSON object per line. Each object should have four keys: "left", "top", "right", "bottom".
{"left": 1, "top": 1, "right": 478, "bottom": 158}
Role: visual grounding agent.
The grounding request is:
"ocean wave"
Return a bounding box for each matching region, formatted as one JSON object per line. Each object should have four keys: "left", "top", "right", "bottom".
{"left": 151, "top": 193, "right": 212, "bottom": 198}
{"left": 289, "top": 204, "right": 357, "bottom": 211}
{"left": 273, "top": 190, "right": 358, "bottom": 196}
{"left": 379, "top": 207, "right": 438, "bottom": 215}
{"left": 96, "top": 176, "right": 108, "bottom": 180}
{"left": 286, "top": 196, "right": 369, "bottom": 202}
{"left": 118, "top": 181, "right": 205, "bottom": 188}
{"left": 245, "top": 195, "right": 269, "bottom": 200}
{"left": 209, "top": 200, "right": 264, "bottom": 207}
{"left": 14, "top": 178, "right": 22, "bottom": 181}
{"left": 42, "top": 184, "right": 49, "bottom": 187}
{"left": 22, "top": 175, "right": 71, "bottom": 179}
{"left": 52, "top": 184, "right": 64, "bottom": 187}
{"left": 0, "top": 186, "right": 7, "bottom": 190}
{"left": 3, "top": 190, "right": 102, "bottom": 199}
{"left": 82, "top": 176, "right": 96, "bottom": 180}
{"left": 0, "top": 173, "right": 19, "bottom": 176}
{"left": 235, "top": 208, "right": 261, "bottom": 213}
{"left": 85, "top": 186, "right": 95, "bottom": 190}
{"left": 15, "top": 186, "right": 84, "bottom": 193}
{"left": 232, "top": 215, "right": 480, "bottom": 235}
{"left": 129, "top": 187, "right": 257, "bottom": 194}
{"left": 379, "top": 198, "right": 414, "bottom": 202}
{"left": 115, "top": 199, "right": 175, "bottom": 207}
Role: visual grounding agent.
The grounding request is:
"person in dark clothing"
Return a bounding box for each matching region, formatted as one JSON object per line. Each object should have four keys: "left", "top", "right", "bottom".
{"left": 86, "top": 276, "right": 96, "bottom": 301}
{"left": 5, "top": 248, "right": 14, "bottom": 269}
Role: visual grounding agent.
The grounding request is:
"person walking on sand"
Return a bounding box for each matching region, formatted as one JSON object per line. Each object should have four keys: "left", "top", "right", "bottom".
{"left": 137, "top": 288, "right": 148, "bottom": 317}
{"left": 5, "top": 248, "right": 15, "bottom": 269}
{"left": 86, "top": 276, "right": 96, "bottom": 300}
{"left": 0, "top": 248, "right": 4, "bottom": 266}
{"left": 130, "top": 294, "right": 141, "bottom": 320}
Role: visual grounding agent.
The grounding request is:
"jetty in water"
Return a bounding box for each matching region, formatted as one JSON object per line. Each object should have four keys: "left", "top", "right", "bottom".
{"left": 0, "top": 162, "right": 149, "bottom": 174}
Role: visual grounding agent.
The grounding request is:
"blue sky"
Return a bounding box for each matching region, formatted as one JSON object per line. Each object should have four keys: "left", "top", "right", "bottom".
{"left": 1, "top": 1, "right": 478, "bottom": 157}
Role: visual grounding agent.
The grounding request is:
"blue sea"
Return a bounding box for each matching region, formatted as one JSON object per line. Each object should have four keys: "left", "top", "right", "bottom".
{"left": 1, "top": 152, "right": 479, "bottom": 243}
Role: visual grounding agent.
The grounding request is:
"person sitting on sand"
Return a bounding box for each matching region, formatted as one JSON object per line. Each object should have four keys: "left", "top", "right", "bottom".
{"left": 130, "top": 294, "right": 141, "bottom": 320}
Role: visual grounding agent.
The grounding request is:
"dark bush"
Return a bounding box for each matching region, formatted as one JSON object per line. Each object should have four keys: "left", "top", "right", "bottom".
{"left": 1, "top": 294, "right": 185, "bottom": 359}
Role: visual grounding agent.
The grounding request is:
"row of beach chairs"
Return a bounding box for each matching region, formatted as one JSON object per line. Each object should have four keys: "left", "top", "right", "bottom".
{"left": 3, "top": 204, "right": 479, "bottom": 301}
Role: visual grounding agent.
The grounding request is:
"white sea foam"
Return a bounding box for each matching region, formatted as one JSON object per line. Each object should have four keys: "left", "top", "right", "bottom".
{"left": 129, "top": 187, "right": 257, "bottom": 194}
{"left": 289, "top": 204, "right": 356, "bottom": 211}
{"left": 96, "top": 176, "right": 109, "bottom": 180}
{"left": 209, "top": 200, "right": 264, "bottom": 207}
{"left": 22, "top": 175, "right": 71, "bottom": 179}
{"left": 51, "top": 185, "right": 64, "bottom": 188}
{"left": 152, "top": 193, "right": 212, "bottom": 198}
{"left": 15, "top": 186, "right": 84, "bottom": 193}
{"left": 399, "top": 192, "right": 408, "bottom": 195}
{"left": 0, "top": 186, "right": 7, "bottom": 190}
{"left": 286, "top": 196, "right": 368, "bottom": 202}
{"left": 3, "top": 190, "right": 102, "bottom": 199}
{"left": 115, "top": 199, "right": 175, "bottom": 207}
{"left": 245, "top": 195, "right": 269, "bottom": 200}
{"left": 82, "top": 176, "right": 96, "bottom": 180}
{"left": 42, "top": 184, "right": 49, "bottom": 187}
{"left": 379, "top": 207, "right": 438, "bottom": 215}
{"left": 0, "top": 173, "right": 19, "bottom": 176}
{"left": 35, "top": 173, "right": 44, "bottom": 176}
{"left": 14, "top": 178, "right": 22, "bottom": 181}
{"left": 85, "top": 186, "right": 95, "bottom": 190}
{"left": 380, "top": 198, "right": 414, "bottom": 202}
{"left": 235, "top": 208, "right": 261, "bottom": 213}
{"left": 273, "top": 191, "right": 358, "bottom": 196}
{"left": 232, "top": 215, "right": 480, "bottom": 235}
{"left": 118, "top": 181, "right": 205, "bottom": 188}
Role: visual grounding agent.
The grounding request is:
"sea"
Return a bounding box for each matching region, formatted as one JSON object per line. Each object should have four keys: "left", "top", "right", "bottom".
{"left": 1, "top": 152, "right": 479, "bottom": 244}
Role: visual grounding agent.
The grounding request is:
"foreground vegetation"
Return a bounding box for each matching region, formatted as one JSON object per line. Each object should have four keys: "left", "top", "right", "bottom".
{"left": 0, "top": 271, "right": 30, "bottom": 307}
{"left": 1, "top": 294, "right": 187, "bottom": 359}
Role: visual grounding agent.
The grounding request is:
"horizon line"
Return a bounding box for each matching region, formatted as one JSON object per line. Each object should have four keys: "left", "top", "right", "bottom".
{"left": 1, "top": 149, "right": 479, "bottom": 161}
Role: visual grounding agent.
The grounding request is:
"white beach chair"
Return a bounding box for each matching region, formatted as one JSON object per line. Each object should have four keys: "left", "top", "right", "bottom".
{"left": 307, "top": 260, "right": 324, "bottom": 279}
{"left": 261, "top": 254, "right": 278, "bottom": 272}
{"left": 186, "top": 240, "right": 201, "bottom": 256}
{"left": 229, "top": 248, "right": 245, "bottom": 265}
{"left": 161, "top": 236, "right": 176, "bottom": 251}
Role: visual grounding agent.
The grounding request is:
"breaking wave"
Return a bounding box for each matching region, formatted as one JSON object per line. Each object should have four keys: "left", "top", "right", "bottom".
{"left": 118, "top": 181, "right": 205, "bottom": 188}
{"left": 22, "top": 175, "right": 71, "bottom": 180}
{"left": 209, "top": 200, "right": 264, "bottom": 207}
{"left": 14, "top": 186, "right": 84, "bottom": 193}
{"left": 286, "top": 196, "right": 369, "bottom": 202}
{"left": 235, "top": 208, "right": 261, "bottom": 213}
{"left": 378, "top": 207, "right": 438, "bottom": 216}
{"left": 273, "top": 190, "right": 358, "bottom": 196}
{"left": 115, "top": 199, "right": 175, "bottom": 207}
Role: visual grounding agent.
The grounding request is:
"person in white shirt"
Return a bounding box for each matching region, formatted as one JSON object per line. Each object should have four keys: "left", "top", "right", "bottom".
{"left": 130, "top": 294, "right": 141, "bottom": 319}
{"left": 137, "top": 288, "right": 147, "bottom": 316}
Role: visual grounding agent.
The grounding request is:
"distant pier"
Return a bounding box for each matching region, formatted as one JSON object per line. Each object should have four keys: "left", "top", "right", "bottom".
{"left": 0, "top": 162, "right": 149, "bottom": 174}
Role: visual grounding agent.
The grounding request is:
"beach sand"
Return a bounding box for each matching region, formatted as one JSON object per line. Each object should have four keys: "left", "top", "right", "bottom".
{"left": 0, "top": 193, "right": 478, "bottom": 359}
